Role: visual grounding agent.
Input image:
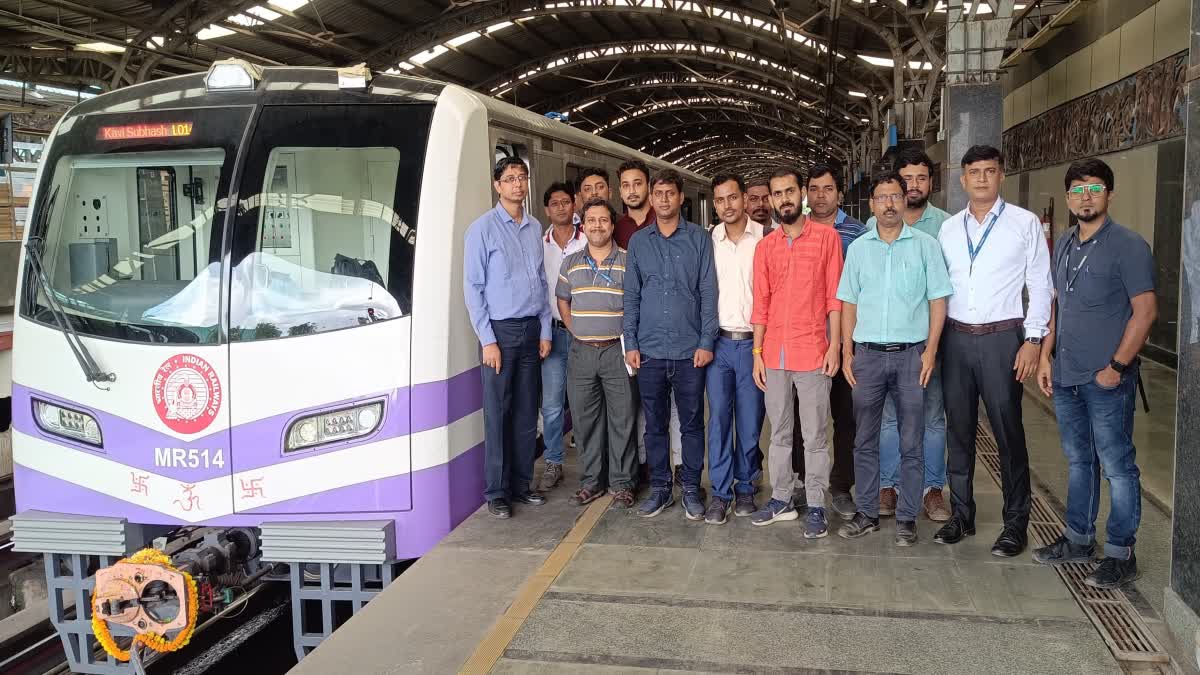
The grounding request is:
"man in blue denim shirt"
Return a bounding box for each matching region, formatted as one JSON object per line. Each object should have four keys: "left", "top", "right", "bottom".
{"left": 623, "top": 169, "right": 719, "bottom": 519}
{"left": 1034, "top": 158, "right": 1157, "bottom": 589}
{"left": 463, "top": 157, "right": 553, "bottom": 519}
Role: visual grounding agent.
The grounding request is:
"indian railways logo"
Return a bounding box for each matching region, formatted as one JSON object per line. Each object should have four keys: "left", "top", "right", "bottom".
{"left": 152, "top": 354, "right": 222, "bottom": 434}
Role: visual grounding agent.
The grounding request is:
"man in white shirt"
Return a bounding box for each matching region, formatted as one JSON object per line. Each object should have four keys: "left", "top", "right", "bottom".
{"left": 935, "top": 145, "right": 1053, "bottom": 557}
{"left": 538, "top": 181, "right": 587, "bottom": 491}
{"left": 704, "top": 173, "right": 765, "bottom": 524}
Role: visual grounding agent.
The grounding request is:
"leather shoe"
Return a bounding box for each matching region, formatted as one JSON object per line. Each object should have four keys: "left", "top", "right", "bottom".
{"left": 991, "top": 525, "right": 1027, "bottom": 557}
{"left": 488, "top": 498, "right": 511, "bottom": 518}
{"left": 512, "top": 491, "right": 547, "bottom": 505}
{"left": 933, "top": 517, "right": 976, "bottom": 545}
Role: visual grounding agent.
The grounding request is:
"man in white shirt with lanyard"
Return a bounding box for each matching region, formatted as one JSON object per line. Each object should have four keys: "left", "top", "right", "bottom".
{"left": 935, "top": 145, "right": 1052, "bottom": 557}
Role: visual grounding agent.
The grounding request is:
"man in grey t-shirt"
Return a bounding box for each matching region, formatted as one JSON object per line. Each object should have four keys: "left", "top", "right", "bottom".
{"left": 556, "top": 198, "right": 638, "bottom": 509}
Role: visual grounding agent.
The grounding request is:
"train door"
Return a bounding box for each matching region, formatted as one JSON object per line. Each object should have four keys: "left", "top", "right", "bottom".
{"left": 226, "top": 104, "right": 432, "bottom": 515}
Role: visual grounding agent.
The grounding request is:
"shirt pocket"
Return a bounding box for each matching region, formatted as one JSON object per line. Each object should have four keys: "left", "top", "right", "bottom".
{"left": 1080, "top": 262, "right": 1120, "bottom": 307}
{"left": 488, "top": 241, "right": 514, "bottom": 280}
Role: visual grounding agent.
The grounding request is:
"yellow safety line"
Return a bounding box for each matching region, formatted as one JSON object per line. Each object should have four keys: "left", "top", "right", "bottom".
{"left": 458, "top": 495, "right": 613, "bottom": 675}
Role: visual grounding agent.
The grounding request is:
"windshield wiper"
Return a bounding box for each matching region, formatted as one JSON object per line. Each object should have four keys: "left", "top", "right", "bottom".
{"left": 24, "top": 186, "right": 116, "bottom": 386}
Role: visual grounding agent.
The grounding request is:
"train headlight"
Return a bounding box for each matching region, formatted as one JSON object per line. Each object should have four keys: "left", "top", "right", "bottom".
{"left": 285, "top": 401, "right": 383, "bottom": 452}
{"left": 33, "top": 400, "right": 103, "bottom": 446}
{"left": 205, "top": 59, "right": 261, "bottom": 92}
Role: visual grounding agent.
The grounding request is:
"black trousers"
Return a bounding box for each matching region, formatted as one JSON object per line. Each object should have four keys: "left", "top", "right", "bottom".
{"left": 792, "top": 369, "right": 855, "bottom": 494}
{"left": 941, "top": 327, "right": 1031, "bottom": 530}
{"left": 481, "top": 317, "right": 541, "bottom": 501}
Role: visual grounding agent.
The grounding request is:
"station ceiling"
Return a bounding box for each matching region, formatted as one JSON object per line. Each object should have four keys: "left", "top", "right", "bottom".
{"left": 0, "top": 0, "right": 1074, "bottom": 176}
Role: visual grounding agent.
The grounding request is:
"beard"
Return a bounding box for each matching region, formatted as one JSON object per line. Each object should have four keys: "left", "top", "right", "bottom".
{"left": 776, "top": 207, "right": 802, "bottom": 225}
{"left": 625, "top": 194, "right": 647, "bottom": 210}
{"left": 906, "top": 193, "right": 929, "bottom": 210}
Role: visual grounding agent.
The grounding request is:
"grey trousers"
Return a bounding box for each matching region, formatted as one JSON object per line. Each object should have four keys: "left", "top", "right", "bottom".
{"left": 765, "top": 368, "right": 832, "bottom": 506}
{"left": 850, "top": 344, "right": 926, "bottom": 521}
{"left": 567, "top": 339, "right": 638, "bottom": 491}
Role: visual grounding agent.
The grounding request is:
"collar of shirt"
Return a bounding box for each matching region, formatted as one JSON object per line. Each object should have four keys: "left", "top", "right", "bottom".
{"left": 712, "top": 220, "right": 763, "bottom": 244}
{"left": 863, "top": 223, "right": 914, "bottom": 243}
{"left": 544, "top": 223, "right": 583, "bottom": 245}
{"left": 835, "top": 209, "right": 849, "bottom": 225}
{"left": 1069, "top": 216, "right": 1115, "bottom": 246}
{"left": 966, "top": 197, "right": 1005, "bottom": 229}
{"left": 495, "top": 201, "right": 532, "bottom": 229}
{"left": 650, "top": 218, "right": 696, "bottom": 238}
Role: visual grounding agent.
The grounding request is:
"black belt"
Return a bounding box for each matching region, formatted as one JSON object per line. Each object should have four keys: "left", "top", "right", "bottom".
{"left": 860, "top": 342, "right": 919, "bottom": 352}
{"left": 947, "top": 318, "right": 1023, "bottom": 335}
{"left": 719, "top": 329, "right": 753, "bottom": 340}
{"left": 553, "top": 319, "right": 568, "bottom": 330}
{"left": 577, "top": 338, "right": 619, "bottom": 348}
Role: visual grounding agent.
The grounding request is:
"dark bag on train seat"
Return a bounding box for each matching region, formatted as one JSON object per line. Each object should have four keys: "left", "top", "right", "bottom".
{"left": 331, "top": 253, "right": 386, "bottom": 288}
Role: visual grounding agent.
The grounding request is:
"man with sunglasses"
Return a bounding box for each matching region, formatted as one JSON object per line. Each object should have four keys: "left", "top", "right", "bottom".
{"left": 464, "top": 157, "right": 554, "bottom": 519}
{"left": 1033, "top": 159, "right": 1156, "bottom": 589}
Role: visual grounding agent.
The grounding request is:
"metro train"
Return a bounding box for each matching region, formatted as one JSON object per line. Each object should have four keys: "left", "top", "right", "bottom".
{"left": 8, "top": 60, "right": 710, "bottom": 671}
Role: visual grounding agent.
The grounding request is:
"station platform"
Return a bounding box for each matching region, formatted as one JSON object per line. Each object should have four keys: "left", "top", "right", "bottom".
{"left": 292, "top": 366, "right": 1186, "bottom": 675}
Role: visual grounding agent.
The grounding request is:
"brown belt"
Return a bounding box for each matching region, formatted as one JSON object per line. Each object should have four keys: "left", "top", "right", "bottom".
{"left": 947, "top": 318, "right": 1024, "bottom": 335}
{"left": 578, "top": 338, "right": 620, "bottom": 348}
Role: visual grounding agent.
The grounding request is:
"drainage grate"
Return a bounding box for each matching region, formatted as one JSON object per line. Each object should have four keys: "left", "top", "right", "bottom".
{"left": 974, "top": 421, "right": 1169, "bottom": 664}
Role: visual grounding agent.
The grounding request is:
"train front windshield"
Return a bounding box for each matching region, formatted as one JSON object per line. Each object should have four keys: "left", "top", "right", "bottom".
{"left": 23, "top": 104, "right": 429, "bottom": 346}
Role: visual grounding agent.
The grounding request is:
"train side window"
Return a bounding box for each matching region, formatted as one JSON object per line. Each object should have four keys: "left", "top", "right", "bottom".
{"left": 229, "top": 105, "right": 432, "bottom": 342}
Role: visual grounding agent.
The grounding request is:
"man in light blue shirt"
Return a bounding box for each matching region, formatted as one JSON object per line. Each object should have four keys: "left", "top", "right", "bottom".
{"left": 865, "top": 149, "right": 953, "bottom": 522}
{"left": 464, "top": 157, "right": 553, "bottom": 519}
{"left": 836, "top": 171, "right": 953, "bottom": 546}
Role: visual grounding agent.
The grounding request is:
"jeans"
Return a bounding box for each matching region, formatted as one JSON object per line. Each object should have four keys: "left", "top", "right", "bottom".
{"left": 704, "top": 337, "right": 764, "bottom": 501}
{"left": 1053, "top": 365, "right": 1142, "bottom": 560}
{"left": 638, "top": 357, "right": 706, "bottom": 489}
{"left": 540, "top": 325, "right": 572, "bottom": 465}
{"left": 481, "top": 317, "right": 541, "bottom": 501}
{"left": 880, "top": 362, "right": 946, "bottom": 491}
{"left": 850, "top": 344, "right": 925, "bottom": 521}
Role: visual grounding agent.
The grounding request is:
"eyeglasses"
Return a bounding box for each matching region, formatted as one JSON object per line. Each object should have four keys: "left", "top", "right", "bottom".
{"left": 1067, "top": 183, "right": 1106, "bottom": 198}
{"left": 871, "top": 194, "right": 905, "bottom": 204}
{"left": 499, "top": 175, "right": 529, "bottom": 185}
{"left": 547, "top": 199, "right": 573, "bottom": 209}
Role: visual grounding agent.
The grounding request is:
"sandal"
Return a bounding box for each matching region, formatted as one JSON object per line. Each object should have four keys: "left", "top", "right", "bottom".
{"left": 571, "top": 487, "right": 607, "bottom": 506}
{"left": 610, "top": 489, "right": 635, "bottom": 509}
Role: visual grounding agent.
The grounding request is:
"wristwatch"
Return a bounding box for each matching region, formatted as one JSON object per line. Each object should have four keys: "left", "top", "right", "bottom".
{"left": 1109, "top": 359, "right": 1128, "bottom": 374}
{"left": 1025, "top": 336, "right": 1042, "bottom": 345}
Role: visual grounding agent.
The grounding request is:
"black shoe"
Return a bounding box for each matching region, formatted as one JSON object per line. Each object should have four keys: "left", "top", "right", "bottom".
{"left": 1032, "top": 536, "right": 1095, "bottom": 565}
{"left": 512, "top": 491, "right": 546, "bottom": 505}
{"left": 895, "top": 520, "right": 918, "bottom": 547}
{"left": 1085, "top": 555, "right": 1139, "bottom": 589}
{"left": 837, "top": 512, "right": 880, "bottom": 539}
{"left": 933, "top": 517, "right": 976, "bottom": 545}
{"left": 991, "top": 525, "right": 1027, "bottom": 557}
{"left": 488, "top": 498, "right": 511, "bottom": 518}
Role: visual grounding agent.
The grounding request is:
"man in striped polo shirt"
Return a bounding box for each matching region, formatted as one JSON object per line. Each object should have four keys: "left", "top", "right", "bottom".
{"left": 556, "top": 198, "right": 638, "bottom": 509}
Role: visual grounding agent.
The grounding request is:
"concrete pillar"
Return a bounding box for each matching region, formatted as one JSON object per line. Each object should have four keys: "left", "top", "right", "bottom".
{"left": 942, "top": 82, "right": 1003, "bottom": 212}
{"left": 1167, "top": 2, "right": 1200, "bottom": 667}
{"left": 940, "top": 0, "right": 1013, "bottom": 211}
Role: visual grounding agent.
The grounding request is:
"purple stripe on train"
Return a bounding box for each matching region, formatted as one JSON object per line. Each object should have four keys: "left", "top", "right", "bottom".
{"left": 14, "top": 442, "right": 486, "bottom": 560}
{"left": 11, "top": 367, "right": 483, "bottom": 481}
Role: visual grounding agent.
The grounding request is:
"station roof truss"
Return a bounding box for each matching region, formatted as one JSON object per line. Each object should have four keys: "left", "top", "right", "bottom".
{"left": 0, "top": 0, "right": 1074, "bottom": 177}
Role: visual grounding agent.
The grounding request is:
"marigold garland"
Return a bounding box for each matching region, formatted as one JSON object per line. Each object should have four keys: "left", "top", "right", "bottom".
{"left": 91, "top": 548, "right": 200, "bottom": 662}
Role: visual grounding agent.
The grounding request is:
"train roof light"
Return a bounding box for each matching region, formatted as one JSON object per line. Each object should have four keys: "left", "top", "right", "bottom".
{"left": 205, "top": 59, "right": 261, "bottom": 92}
{"left": 337, "top": 63, "right": 371, "bottom": 90}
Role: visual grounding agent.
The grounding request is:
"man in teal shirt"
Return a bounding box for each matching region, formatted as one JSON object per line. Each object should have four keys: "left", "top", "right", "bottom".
{"left": 865, "top": 150, "right": 953, "bottom": 523}
{"left": 837, "top": 171, "right": 953, "bottom": 546}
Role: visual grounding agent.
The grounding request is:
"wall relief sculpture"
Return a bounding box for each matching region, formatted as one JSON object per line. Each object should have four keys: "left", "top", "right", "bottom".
{"left": 1003, "top": 51, "right": 1186, "bottom": 173}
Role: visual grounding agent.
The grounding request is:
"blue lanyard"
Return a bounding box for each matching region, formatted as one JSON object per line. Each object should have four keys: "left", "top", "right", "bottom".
{"left": 586, "top": 252, "right": 616, "bottom": 286}
{"left": 963, "top": 201, "right": 1006, "bottom": 270}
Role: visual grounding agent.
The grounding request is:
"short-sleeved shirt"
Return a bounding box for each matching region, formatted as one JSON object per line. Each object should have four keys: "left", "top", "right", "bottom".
{"left": 1051, "top": 217, "right": 1155, "bottom": 386}
{"left": 837, "top": 225, "right": 954, "bottom": 344}
{"left": 832, "top": 209, "right": 868, "bottom": 254}
{"left": 556, "top": 247, "right": 628, "bottom": 342}
{"left": 866, "top": 203, "right": 949, "bottom": 240}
